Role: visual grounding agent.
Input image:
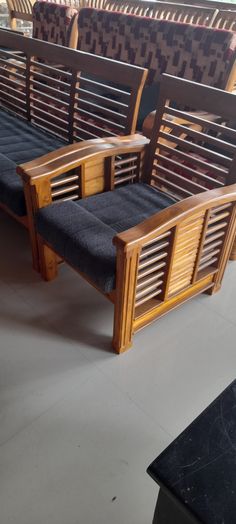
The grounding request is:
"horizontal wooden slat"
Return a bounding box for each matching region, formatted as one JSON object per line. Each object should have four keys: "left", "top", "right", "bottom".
{"left": 157, "top": 142, "right": 228, "bottom": 178}
{"left": 158, "top": 131, "right": 232, "bottom": 167}
{"left": 164, "top": 106, "right": 236, "bottom": 140}
{"left": 152, "top": 172, "right": 193, "bottom": 198}
{"left": 137, "top": 260, "right": 167, "bottom": 280}
{"left": 140, "top": 241, "right": 170, "bottom": 260}
{"left": 74, "top": 106, "right": 125, "bottom": 130}
{"left": 153, "top": 160, "right": 206, "bottom": 193}
{"left": 161, "top": 117, "right": 236, "bottom": 155}
{"left": 51, "top": 175, "right": 79, "bottom": 188}
{"left": 155, "top": 152, "right": 224, "bottom": 188}
{"left": 52, "top": 184, "right": 79, "bottom": 198}
{"left": 74, "top": 100, "right": 126, "bottom": 121}
{"left": 79, "top": 75, "right": 130, "bottom": 97}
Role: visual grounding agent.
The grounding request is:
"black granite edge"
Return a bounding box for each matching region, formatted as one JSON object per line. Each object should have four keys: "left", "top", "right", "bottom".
{"left": 147, "top": 378, "right": 236, "bottom": 484}
{"left": 155, "top": 484, "right": 203, "bottom": 524}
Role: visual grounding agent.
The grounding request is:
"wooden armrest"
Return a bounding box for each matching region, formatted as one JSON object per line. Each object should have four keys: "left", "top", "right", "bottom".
{"left": 18, "top": 135, "right": 148, "bottom": 184}
{"left": 114, "top": 185, "right": 236, "bottom": 251}
{"left": 142, "top": 111, "right": 156, "bottom": 139}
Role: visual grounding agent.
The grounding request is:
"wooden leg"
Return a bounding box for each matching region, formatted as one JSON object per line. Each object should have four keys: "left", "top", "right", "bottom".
{"left": 204, "top": 284, "right": 221, "bottom": 296}
{"left": 38, "top": 237, "right": 58, "bottom": 281}
{"left": 23, "top": 183, "right": 40, "bottom": 272}
{"left": 112, "top": 247, "right": 139, "bottom": 354}
{"left": 230, "top": 236, "right": 236, "bottom": 261}
{"left": 9, "top": 16, "right": 17, "bottom": 30}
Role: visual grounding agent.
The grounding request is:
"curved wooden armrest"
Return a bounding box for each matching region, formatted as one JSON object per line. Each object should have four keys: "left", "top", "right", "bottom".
{"left": 114, "top": 184, "right": 236, "bottom": 251}
{"left": 142, "top": 111, "right": 156, "bottom": 139}
{"left": 18, "top": 134, "right": 149, "bottom": 184}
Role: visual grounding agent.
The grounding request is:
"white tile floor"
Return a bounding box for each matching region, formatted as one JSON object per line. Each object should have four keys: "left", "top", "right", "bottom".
{"left": 0, "top": 209, "right": 236, "bottom": 524}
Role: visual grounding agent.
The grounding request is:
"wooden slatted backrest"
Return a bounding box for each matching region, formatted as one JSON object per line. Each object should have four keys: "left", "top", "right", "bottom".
{"left": 213, "top": 10, "right": 236, "bottom": 31}
{"left": 6, "top": 0, "right": 34, "bottom": 29}
{"left": 159, "top": 0, "right": 235, "bottom": 9}
{"left": 0, "top": 30, "right": 147, "bottom": 143}
{"left": 145, "top": 74, "right": 236, "bottom": 202}
{"left": 101, "top": 0, "right": 216, "bottom": 25}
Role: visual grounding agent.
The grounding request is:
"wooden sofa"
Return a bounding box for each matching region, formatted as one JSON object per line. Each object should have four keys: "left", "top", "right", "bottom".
{"left": 18, "top": 75, "right": 236, "bottom": 353}
{"left": 0, "top": 29, "right": 147, "bottom": 251}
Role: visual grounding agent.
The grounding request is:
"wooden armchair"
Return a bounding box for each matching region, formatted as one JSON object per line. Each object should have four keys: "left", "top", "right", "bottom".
{"left": 18, "top": 75, "right": 236, "bottom": 353}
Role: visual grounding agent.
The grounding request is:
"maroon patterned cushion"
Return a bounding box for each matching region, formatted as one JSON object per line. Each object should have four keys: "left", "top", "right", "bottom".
{"left": 32, "top": 1, "right": 78, "bottom": 47}
{"left": 77, "top": 9, "right": 236, "bottom": 88}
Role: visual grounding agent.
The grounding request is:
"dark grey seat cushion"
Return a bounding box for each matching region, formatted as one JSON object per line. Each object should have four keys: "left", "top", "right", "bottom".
{"left": 36, "top": 183, "right": 176, "bottom": 293}
{"left": 0, "top": 109, "right": 65, "bottom": 216}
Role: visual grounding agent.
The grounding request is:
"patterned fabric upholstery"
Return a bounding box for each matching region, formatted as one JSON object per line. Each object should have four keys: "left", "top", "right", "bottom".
{"left": 32, "top": 1, "right": 78, "bottom": 47}
{"left": 77, "top": 9, "right": 236, "bottom": 88}
{"left": 0, "top": 109, "right": 65, "bottom": 216}
{"left": 35, "top": 183, "right": 176, "bottom": 293}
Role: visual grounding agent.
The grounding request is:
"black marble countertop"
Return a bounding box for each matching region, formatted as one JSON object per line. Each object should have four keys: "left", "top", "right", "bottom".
{"left": 147, "top": 380, "right": 236, "bottom": 524}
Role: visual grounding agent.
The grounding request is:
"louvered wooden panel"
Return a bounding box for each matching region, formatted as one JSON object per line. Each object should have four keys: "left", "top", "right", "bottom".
{"left": 135, "top": 231, "right": 172, "bottom": 309}
{"left": 50, "top": 168, "right": 81, "bottom": 203}
{"left": 167, "top": 211, "right": 205, "bottom": 297}
{"left": 114, "top": 154, "right": 139, "bottom": 186}
{"left": 197, "top": 203, "right": 232, "bottom": 276}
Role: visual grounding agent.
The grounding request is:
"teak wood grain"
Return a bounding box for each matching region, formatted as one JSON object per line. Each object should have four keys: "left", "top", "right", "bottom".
{"left": 18, "top": 75, "right": 236, "bottom": 353}
{"left": 0, "top": 29, "right": 147, "bottom": 229}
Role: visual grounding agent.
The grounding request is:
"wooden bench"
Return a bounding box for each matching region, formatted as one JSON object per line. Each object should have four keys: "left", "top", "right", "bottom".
{"left": 18, "top": 75, "right": 236, "bottom": 353}
{"left": 0, "top": 29, "right": 147, "bottom": 234}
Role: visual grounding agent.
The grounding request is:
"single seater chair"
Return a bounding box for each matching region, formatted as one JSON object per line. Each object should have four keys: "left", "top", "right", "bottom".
{"left": 19, "top": 75, "right": 236, "bottom": 353}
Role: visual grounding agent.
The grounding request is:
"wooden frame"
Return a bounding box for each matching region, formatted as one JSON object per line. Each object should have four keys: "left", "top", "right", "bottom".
{"left": 0, "top": 29, "right": 147, "bottom": 228}
{"left": 18, "top": 76, "right": 236, "bottom": 353}
{"left": 79, "top": 0, "right": 236, "bottom": 30}
{"left": 213, "top": 9, "right": 236, "bottom": 31}
{"left": 98, "top": 0, "right": 217, "bottom": 25}
{"left": 6, "top": 0, "right": 34, "bottom": 30}
{"left": 145, "top": 75, "right": 236, "bottom": 259}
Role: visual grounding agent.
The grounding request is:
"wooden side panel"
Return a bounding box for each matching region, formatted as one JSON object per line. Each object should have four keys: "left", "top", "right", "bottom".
{"left": 167, "top": 211, "right": 205, "bottom": 297}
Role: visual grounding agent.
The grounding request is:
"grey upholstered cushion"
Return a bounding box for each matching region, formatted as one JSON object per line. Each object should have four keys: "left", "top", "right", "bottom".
{"left": 0, "top": 109, "right": 65, "bottom": 216}
{"left": 35, "top": 183, "right": 176, "bottom": 293}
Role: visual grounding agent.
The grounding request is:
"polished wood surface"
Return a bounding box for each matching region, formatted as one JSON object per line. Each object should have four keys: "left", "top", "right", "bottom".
{"left": 0, "top": 29, "right": 147, "bottom": 231}
{"left": 19, "top": 77, "right": 236, "bottom": 353}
